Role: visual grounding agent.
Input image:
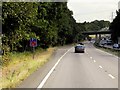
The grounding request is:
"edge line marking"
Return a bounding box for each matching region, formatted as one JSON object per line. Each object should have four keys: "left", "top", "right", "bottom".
{"left": 37, "top": 47, "right": 73, "bottom": 88}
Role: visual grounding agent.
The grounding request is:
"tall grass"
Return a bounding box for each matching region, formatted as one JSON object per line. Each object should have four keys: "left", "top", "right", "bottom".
{"left": 1, "top": 47, "right": 56, "bottom": 88}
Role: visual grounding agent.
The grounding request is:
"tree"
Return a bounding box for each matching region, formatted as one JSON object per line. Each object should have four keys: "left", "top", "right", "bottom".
{"left": 2, "top": 2, "right": 82, "bottom": 52}
{"left": 109, "top": 10, "right": 120, "bottom": 43}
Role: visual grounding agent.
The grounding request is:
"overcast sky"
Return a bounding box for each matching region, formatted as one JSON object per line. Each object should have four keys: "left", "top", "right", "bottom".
{"left": 67, "top": 0, "right": 120, "bottom": 23}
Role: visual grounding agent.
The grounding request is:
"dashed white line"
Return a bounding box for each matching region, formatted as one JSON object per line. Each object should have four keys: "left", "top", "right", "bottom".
{"left": 37, "top": 47, "right": 73, "bottom": 88}
{"left": 99, "top": 65, "right": 103, "bottom": 69}
{"left": 93, "top": 60, "right": 96, "bottom": 62}
{"left": 108, "top": 74, "right": 115, "bottom": 79}
{"left": 90, "top": 57, "right": 92, "bottom": 59}
{"left": 86, "top": 48, "right": 116, "bottom": 80}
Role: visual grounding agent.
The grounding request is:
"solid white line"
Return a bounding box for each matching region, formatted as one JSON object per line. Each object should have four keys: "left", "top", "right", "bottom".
{"left": 99, "top": 65, "right": 103, "bottom": 69}
{"left": 95, "top": 48, "right": 118, "bottom": 59}
{"left": 37, "top": 47, "right": 73, "bottom": 88}
{"left": 108, "top": 74, "right": 115, "bottom": 79}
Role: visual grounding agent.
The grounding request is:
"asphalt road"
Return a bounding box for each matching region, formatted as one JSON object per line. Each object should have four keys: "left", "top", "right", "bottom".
{"left": 17, "top": 42, "right": 118, "bottom": 89}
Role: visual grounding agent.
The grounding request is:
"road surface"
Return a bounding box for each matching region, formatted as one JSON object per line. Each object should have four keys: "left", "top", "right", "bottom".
{"left": 17, "top": 42, "right": 118, "bottom": 88}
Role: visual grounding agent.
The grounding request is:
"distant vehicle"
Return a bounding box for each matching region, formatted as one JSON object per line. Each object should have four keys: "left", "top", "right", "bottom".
{"left": 99, "top": 40, "right": 107, "bottom": 45}
{"left": 106, "top": 40, "right": 112, "bottom": 45}
{"left": 75, "top": 44, "right": 85, "bottom": 53}
{"left": 113, "top": 43, "right": 119, "bottom": 49}
{"left": 90, "top": 39, "right": 95, "bottom": 43}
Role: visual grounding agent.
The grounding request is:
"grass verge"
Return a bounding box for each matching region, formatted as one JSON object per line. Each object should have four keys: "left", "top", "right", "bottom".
{"left": 94, "top": 43, "right": 120, "bottom": 57}
{"left": 1, "top": 47, "right": 56, "bottom": 88}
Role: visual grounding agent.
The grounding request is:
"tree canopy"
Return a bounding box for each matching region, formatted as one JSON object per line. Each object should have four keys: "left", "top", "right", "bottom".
{"left": 79, "top": 20, "right": 110, "bottom": 32}
{"left": 109, "top": 10, "right": 120, "bottom": 43}
{"left": 2, "top": 2, "right": 111, "bottom": 65}
{"left": 2, "top": 2, "right": 83, "bottom": 53}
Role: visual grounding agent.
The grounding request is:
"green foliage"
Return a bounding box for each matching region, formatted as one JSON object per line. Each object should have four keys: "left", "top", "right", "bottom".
{"left": 81, "top": 20, "right": 110, "bottom": 31}
{"left": 2, "top": 2, "right": 84, "bottom": 65}
{"left": 2, "top": 2, "right": 111, "bottom": 66}
{"left": 76, "top": 20, "right": 110, "bottom": 40}
{"left": 109, "top": 10, "right": 120, "bottom": 43}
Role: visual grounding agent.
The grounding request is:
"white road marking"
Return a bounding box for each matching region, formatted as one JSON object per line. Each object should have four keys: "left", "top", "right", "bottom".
{"left": 37, "top": 47, "right": 73, "bottom": 88}
{"left": 93, "top": 60, "right": 96, "bottom": 62}
{"left": 108, "top": 74, "right": 115, "bottom": 79}
{"left": 90, "top": 57, "right": 92, "bottom": 59}
{"left": 99, "top": 65, "right": 103, "bottom": 69}
{"left": 95, "top": 48, "right": 118, "bottom": 59}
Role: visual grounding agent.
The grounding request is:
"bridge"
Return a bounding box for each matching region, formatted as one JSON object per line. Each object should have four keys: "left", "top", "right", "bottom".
{"left": 82, "top": 30, "right": 112, "bottom": 43}
{"left": 82, "top": 30, "right": 111, "bottom": 35}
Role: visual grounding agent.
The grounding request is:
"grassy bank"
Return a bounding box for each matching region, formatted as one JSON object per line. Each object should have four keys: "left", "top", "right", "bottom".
{"left": 1, "top": 47, "right": 56, "bottom": 88}
{"left": 94, "top": 43, "right": 120, "bottom": 57}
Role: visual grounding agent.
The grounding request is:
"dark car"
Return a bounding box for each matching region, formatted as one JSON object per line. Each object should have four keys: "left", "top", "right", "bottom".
{"left": 75, "top": 44, "right": 85, "bottom": 53}
{"left": 113, "top": 43, "right": 119, "bottom": 49}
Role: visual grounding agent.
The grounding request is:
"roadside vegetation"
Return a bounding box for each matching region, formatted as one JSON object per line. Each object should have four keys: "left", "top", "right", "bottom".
{"left": 94, "top": 43, "right": 120, "bottom": 57}
{"left": 109, "top": 9, "right": 120, "bottom": 43}
{"left": 1, "top": 2, "right": 111, "bottom": 88}
{"left": 93, "top": 9, "right": 120, "bottom": 58}
{"left": 2, "top": 2, "right": 81, "bottom": 88}
{"left": 2, "top": 2, "right": 110, "bottom": 66}
{"left": 1, "top": 47, "right": 56, "bottom": 88}
{"left": 2, "top": 2, "right": 83, "bottom": 66}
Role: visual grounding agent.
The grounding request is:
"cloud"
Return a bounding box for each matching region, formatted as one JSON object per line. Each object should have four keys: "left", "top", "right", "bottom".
{"left": 67, "top": 0, "right": 120, "bottom": 22}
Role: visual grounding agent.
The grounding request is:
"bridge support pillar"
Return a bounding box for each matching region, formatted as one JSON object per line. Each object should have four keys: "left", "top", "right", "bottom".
{"left": 95, "top": 34, "right": 101, "bottom": 45}
{"left": 98, "top": 34, "right": 101, "bottom": 43}
{"left": 95, "top": 34, "right": 98, "bottom": 43}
